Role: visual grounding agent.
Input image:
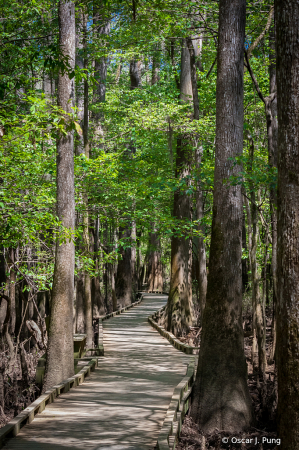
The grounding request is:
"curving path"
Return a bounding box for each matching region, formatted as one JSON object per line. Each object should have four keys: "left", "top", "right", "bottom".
{"left": 3, "top": 294, "right": 190, "bottom": 450}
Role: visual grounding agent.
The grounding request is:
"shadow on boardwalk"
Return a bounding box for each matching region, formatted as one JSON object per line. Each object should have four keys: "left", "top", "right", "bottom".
{"left": 3, "top": 295, "right": 190, "bottom": 450}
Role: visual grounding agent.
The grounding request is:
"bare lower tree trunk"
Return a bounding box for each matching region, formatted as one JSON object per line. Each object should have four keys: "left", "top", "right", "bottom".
{"left": 115, "top": 227, "right": 132, "bottom": 307}
{"left": 131, "top": 220, "right": 137, "bottom": 297}
{"left": 7, "top": 248, "right": 16, "bottom": 334}
{"left": 250, "top": 189, "right": 267, "bottom": 377}
{"left": 147, "top": 228, "right": 163, "bottom": 292}
{"left": 276, "top": 2, "right": 299, "bottom": 448}
{"left": 242, "top": 209, "right": 249, "bottom": 293}
{"left": 165, "top": 39, "right": 194, "bottom": 335}
{"left": 247, "top": 137, "right": 267, "bottom": 377}
{"left": 152, "top": 44, "right": 160, "bottom": 85}
{"left": 191, "top": 0, "right": 252, "bottom": 432}
{"left": 187, "top": 37, "right": 207, "bottom": 316}
{"left": 43, "top": 0, "right": 75, "bottom": 391}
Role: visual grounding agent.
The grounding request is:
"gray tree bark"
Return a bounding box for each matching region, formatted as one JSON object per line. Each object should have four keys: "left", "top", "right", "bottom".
{"left": 75, "top": 12, "right": 84, "bottom": 156}
{"left": 147, "top": 228, "right": 163, "bottom": 293}
{"left": 276, "top": 1, "right": 299, "bottom": 448}
{"left": 191, "top": 0, "right": 252, "bottom": 432}
{"left": 93, "top": 11, "right": 110, "bottom": 142}
{"left": 115, "top": 227, "right": 132, "bottom": 307}
{"left": 43, "top": 0, "right": 75, "bottom": 391}
{"left": 82, "top": 14, "right": 93, "bottom": 349}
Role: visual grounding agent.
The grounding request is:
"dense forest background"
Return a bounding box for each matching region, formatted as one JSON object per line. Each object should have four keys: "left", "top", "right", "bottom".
{"left": 1, "top": 0, "right": 297, "bottom": 448}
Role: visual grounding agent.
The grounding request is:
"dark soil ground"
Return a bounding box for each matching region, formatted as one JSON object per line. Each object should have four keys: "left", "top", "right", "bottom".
{"left": 0, "top": 344, "right": 43, "bottom": 427}
{"left": 176, "top": 308, "right": 279, "bottom": 450}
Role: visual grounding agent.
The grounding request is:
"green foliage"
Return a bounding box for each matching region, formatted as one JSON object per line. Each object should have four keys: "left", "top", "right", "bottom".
{"left": 0, "top": 0, "right": 275, "bottom": 293}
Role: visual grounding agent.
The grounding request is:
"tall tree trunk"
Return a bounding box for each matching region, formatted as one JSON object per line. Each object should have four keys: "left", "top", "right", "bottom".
{"left": 115, "top": 227, "right": 132, "bottom": 307}
{"left": 195, "top": 146, "right": 207, "bottom": 317}
{"left": 115, "top": 57, "right": 142, "bottom": 303}
{"left": 43, "top": 0, "right": 75, "bottom": 391}
{"left": 269, "top": 22, "right": 278, "bottom": 365}
{"left": 165, "top": 39, "right": 194, "bottom": 335}
{"left": 7, "top": 248, "right": 16, "bottom": 334}
{"left": 136, "top": 229, "right": 143, "bottom": 291}
{"left": 147, "top": 228, "right": 163, "bottom": 292}
{"left": 276, "top": 1, "right": 299, "bottom": 448}
{"left": 242, "top": 208, "right": 249, "bottom": 293}
{"left": 110, "top": 226, "right": 118, "bottom": 311}
{"left": 151, "top": 44, "right": 160, "bottom": 85}
{"left": 131, "top": 219, "right": 137, "bottom": 297}
{"left": 83, "top": 14, "right": 93, "bottom": 349}
{"left": 247, "top": 136, "right": 267, "bottom": 377}
{"left": 130, "top": 58, "right": 142, "bottom": 89}
{"left": 93, "top": 11, "right": 110, "bottom": 142}
{"left": 191, "top": 0, "right": 252, "bottom": 432}
{"left": 75, "top": 12, "right": 84, "bottom": 156}
{"left": 187, "top": 36, "right": 207, "bottom": 316}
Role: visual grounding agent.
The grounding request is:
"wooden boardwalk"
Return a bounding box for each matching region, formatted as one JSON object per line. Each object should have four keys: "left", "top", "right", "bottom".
{"left": 3, "top": 294, "right": 190, "bottom": 450}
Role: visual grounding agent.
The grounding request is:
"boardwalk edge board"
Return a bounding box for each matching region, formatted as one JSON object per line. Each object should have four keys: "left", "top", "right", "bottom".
{"left": 148, "top": 305, "right": 200, "bottom": 355}
{"left": 148, "top": 303, "right": 199, "bottom": 450}
{"left": 0, "top": 358, "right": 98, "bottom": 448}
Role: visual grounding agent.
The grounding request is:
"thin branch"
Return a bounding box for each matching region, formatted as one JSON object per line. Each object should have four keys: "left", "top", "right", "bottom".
{"left": 243, "top": 192, "right": 272, "bottom": 244}
{"left": 206, "top": 56, "right": 217, "bottom": 79}
{"left": 244, "top": 50, "right": 265, "bottom": 104}
{"left": 247, "top": 5, "right": 274, "bottom": 58}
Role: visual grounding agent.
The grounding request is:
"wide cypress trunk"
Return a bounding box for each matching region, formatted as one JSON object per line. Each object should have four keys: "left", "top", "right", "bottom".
{"left": 191, "top": 0, "right": 252, "bottom": 432}
{"left": 43, "top": 0, "right": 75, "bottom": 391}
{"left": 276, "top": 1, "right": 299, "bottom": 448}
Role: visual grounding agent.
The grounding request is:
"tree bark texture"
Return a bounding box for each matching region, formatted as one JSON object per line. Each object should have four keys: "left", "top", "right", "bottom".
{"left": 43, "top": 0, "right": 75, "bottom": 391}
{"left": 7, "top": 248, "right": 16, "bottom": 335}
{"left": 93, "top": 12, "right": 110, "bottom": 141}
{"left": 82, "top": 14, "right": 93, "bottom": 348}
{"left": 75, "top": 12, "right": 84, "bottom": 155}
{"left": 166, "top": 39, "right": 194, "bottom": 336}
{"left": 187, "top": 36, "right": 207, "bottom": 315}
{"left": 195, "top": 145, "right": 207, "bottom": 317}
{"left": 269, "top": 22, "right": 278, "bottom": 364}
{"left": 147, "top": 229, "right": 163, "bottom": 292}
{"left": 248, "top": 138, "right": 267, "bottom": 376}
{"left": 115, "top": 227, "right": 132, "bottom": 307}
{"left": 191, "top": 0, "right": 252, "bottom": 432}
{"left": 130, "top": 59, "right": 142, "bottom": 89}
{"left": 276, "top": 1, "right": 299, "bottom": 448}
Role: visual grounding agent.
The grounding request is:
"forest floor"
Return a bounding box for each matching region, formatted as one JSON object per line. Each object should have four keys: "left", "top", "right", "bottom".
{"left": 0, "top": 345, "right": 43, "bottom": 428}
{"left": 176, "top": 307, "right": 279, "bottom": 450}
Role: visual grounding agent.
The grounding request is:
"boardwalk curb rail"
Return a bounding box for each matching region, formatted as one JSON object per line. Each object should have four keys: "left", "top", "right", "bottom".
{"left": 148, "top": 304, "right": 199, "bottom": 450}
